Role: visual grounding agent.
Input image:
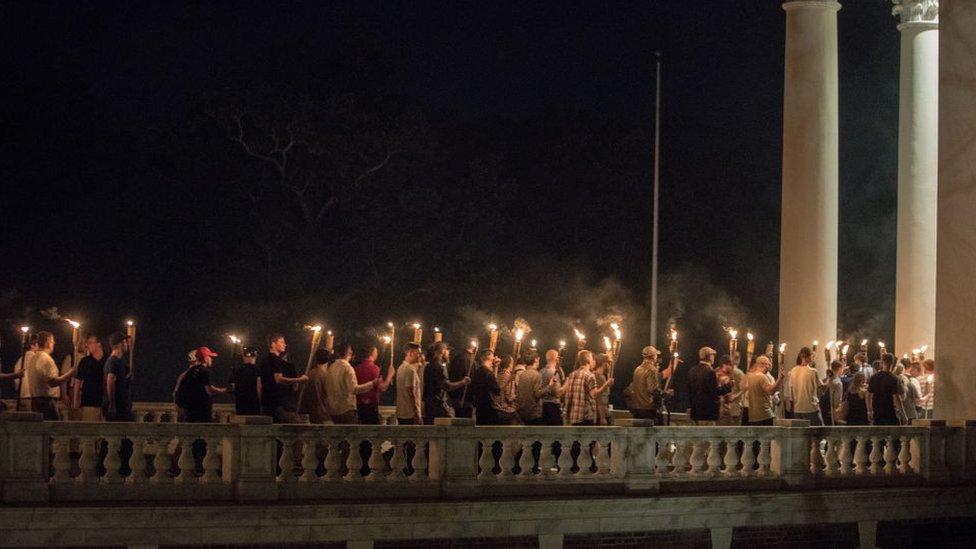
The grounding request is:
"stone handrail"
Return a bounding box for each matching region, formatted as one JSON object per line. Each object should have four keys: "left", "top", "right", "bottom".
{"left": 1, "top": 415, "right": 972, "bottom": 504}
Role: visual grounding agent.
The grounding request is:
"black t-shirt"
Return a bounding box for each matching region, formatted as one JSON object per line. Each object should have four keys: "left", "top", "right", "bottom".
{"left": 76, "top": 355, "right": 106, "bottom": 407}
{"left": 448, "top": 352, "right": 474, "bottom": 403}
{"left": 868, "top": 370, "right": 900, "bottom": 424}
{"left": 102, "top": 355, "right": 133, "bottom": 421}
{"left": 229, "top": 362, "right": 261, "bottom": 415}
{"left": 423, "top": 360, "right": 453, "bottom": 419}
{"left": 259, "top": 352, "right": 297, "bottom": 411}
{"left": 180, "top": 365, "right": 213, "bottom": 422}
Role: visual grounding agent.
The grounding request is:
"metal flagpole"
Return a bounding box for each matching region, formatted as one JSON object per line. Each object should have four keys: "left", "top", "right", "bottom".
{"left": 650, "top": 51, "right": 662, "bottom": 347}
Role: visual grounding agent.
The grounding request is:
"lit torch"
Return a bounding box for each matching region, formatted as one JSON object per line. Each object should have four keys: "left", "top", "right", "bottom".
{"left": 17, "top": 326, "right": 30, "bottom": 403}
{"left": 304, "top": 325, "right": 323, "bottom": 374}
{"left": 860, "top": 338, "right": 869, "bottom": 360}
{"left": 610, "top": 322, "right": 622, "bottom": 364}
{"left": 669, "top": 328, "right": 678, "bottom": 354}
{"left": 324, "top": 330, "right": 334, "bottom": 352}
{"left": 746, "top": 331, "right": 755, "bottom": 369}
{"left": 387, "top": 322, "right": 396, "bottom": 369}
{"left": 825, "top": 340, "right": 836, "bottom": 364}
{"left": 778, "top": 343, "right": 787, "bottom": 376}
{"left": 878, "top": 341, "right": 886, "bottom": 358}
{"left": 574, "top": 328, "right": 586, "bottom": 351}
{"left": 488, "top": 323, "right": 499, "bottom": 353}
{"left": 513, "top": 327, "right": 525, "bottom": 359}
{"left": 412, "top": 323, "right": 422, "bottom": 345}
{"left": 65, "top": 318, "right": 82, "bottom": 370}
{"left": 229, "top": 335, "right": 242, "bottom": 362}
{"left": 727, "top": 327, "right": 738, "bottom": 362}
{"left": 841, "top": 343, "right": 850, "bottom": 364}
{"left": 433, "top": 326, "right": 443, "bottom": 343}
{"left": 918, "top": 345, "right": 928, "bottom": 361}
{"left": 126, "top": 320, "right": 136, "bottom": 373}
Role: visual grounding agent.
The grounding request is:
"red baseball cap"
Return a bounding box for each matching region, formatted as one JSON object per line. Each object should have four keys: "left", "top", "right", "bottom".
{"left": 195, "top": 347, "right": 219, "bottom": 361}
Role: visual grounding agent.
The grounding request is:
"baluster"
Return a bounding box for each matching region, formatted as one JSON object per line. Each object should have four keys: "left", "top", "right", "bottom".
{"left": 869, "top": 436, "right": 882, "bottom": 475}
{"left": 897, "top": 435, "right": 912, "bottom": 475}
{"left": 322, "top": 438, "right": 342, "bottom": 480}
{"left": 757, "top": 439, "right": 771, "bottom": 477}
{"left": 477, "top": 439, "right": 495, "bottom": 480}
{"left": 51, "top": 436, "right": 72, "bottom": 482}
{"left": 299, "top": 437, "right": 319, "bottom": 482}
{"left": 516, "top": 438, "right": 534, "bottom": 479}
{"left": 654, "top": 439, "right": 672, "bottom": 475}
{"left": 687, "top": 440, "right": 705, "bottom": 476}
{"left": 838, "top": 437, "right": 852, "bottom": 476}
{"left": 824, "top": 438, "right": 839, "bottom": 476}
{"left": 201, "top": 437, "right": 221, "bottom": 483}
{"left": 809, "top": 438, "right": 821, "bottom": 475}
{"left": 347, "top": 439, "right": 365, "bottom": 481}
{"left": 587, "top": 440, "right": 605, "bottom": 477}
{"left": 77, "top": 437, "right": 96, "bottom": 483}
{"left": 388, "top": 439, "right": 406, "bottom": 480}
{"left": 722, "top": 437, "right": 738, "bottom": 476}
{"left": 176, "top": 436, "right": 196, "bottom": 484}
{"left": 276, "top": 437, "right": 295, "bottom": 482}
{"left": 152, "top": 438, "right": 174, "bottom": 483}
{"left": 538, "top": 439, "right": 556, "bottom": 478}
{"left": 910, "top": 436, "right": 922, "bottom": 474}
{"left": 883, "top": 435, "right": 897, "bottom": 474}
{"left": 705, "top": 438, "right": 722, "bottom": 476}
{"left": 556, "top": 439, "right": 574, "bottom": 478}
{"left": 672, "top": 440, "right": 690, "bottom": 476}
{"left": 739, "top": 439, "right": 754, "bottom": 477}
{"left": 128, "top": 437, "right": 147, "bottom": 484}
{"left": 102, "top": 436, "right": 123, "bottom": 483}
{"left": 366, "top": 439, "right": 385, "bottom": 480}
{"left": 497, "top": 439, "right": 515, "bottom": 479}
{"left": 853, "top": 435, "right": 868, "bottom": 475}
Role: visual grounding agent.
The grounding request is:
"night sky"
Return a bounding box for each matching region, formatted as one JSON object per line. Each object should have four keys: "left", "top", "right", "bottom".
{"left": 1, "top": 1, "right": 899, "bottom": 403}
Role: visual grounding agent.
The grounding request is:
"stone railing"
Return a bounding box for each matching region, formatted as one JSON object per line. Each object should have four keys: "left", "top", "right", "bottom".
{"left": 1, "top": 415, "right": 973, "bottom": 504}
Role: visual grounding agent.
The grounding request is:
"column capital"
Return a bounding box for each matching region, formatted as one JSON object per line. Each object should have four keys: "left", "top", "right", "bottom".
{"left": 893, "top": 0, "right": 939, "bottom": 29}
{"left": 782, "top": 1, "right": 841, "bottom": 12}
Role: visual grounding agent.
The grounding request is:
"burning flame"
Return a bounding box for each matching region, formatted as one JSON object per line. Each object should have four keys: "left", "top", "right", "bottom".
{"left": 826, "top": 340, "right": 836, "bottom": 350}
{"left": 670, "top": 329, "right": 678, "bottom": 341}
{"left": 434, "top": 326, "right": 441, "bottom": 333}
{"left": 412, "top": 322, "right": 421, "bottom": 329}
{"left": 229, "top": 335, "right": 240, "bottom": 344}
{"left": 728, "top": 327, "right": 738, "bottom": 340}
{"left": 470, "top": 338, "right": 479, "bottom": 349}
{"left": 574, "top": 328, "right": 586, "bottom": 341}
{"left": 558, "top": 340, "right": 567, "bottom": 350}
{"left": 878, "top": 341, "right": 886, "bottom": 349}
{"left": 387, "top": 322, "right": 394, "bottom": 328}
{"left": 20, "top": 326, "right": 29, "bottom": 334}
{"left": 603, "top": 336, "right": 612, "bottom": 351}
{"left": 861, "top": 339, "right": 869, "bottom": 347}
{"left": 779, "top": 343, "right": 787, "bottom": 353}
{"left": 531, "top": 339, "right": 537, "bottom": 348}
{"left": 674, "top": 351, "right": 680, "bottom": 358}
{"left": 381, "top": 335, "right": 392, "bottom": 345}
{"left": 747, "top": 332, "right": 754, "bottom": 341}
{"left": 304, "top": 325, "right": 322, "bottom": 332}
{"left": 514, "top": 328, "right": 524, "bottom": 342}
{"left": 612, "top": 324, "right": 622, "bottom": 341}
{"left": 842, "top": 344, "right": 850, "bottom": 355}
{"left": 65, "top": 318, "right": 81, "bottom": 329}
{"left": 126, "top": 320, "right": 134, "bottom": 327}
{"left": 919, "top": 345, "right": 928, "bottom": 353}
{"left": 488, "top": 323, "right": 498, "bottom": 332}
{"left": 327, "top": 330, "right": 333, "bottom": 336}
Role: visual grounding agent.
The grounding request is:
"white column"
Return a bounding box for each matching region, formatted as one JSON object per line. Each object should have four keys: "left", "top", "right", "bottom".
{"left": 779, "top": 1, "right": 840, "bottom": 372}
{"left": 935, "top": 0, "right": 976, "bottom": 420}
{"left": 893, "top": 0, "right": 939, "bottom": 357}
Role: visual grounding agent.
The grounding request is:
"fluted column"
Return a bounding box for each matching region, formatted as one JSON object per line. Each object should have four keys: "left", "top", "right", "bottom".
{"left": 935, "top": 0, "right": 976, "bottom": 420}
{"left": 893, "top": 0, "right": 939, "bottom": 357}
{"left": 779, "top": 1, "right": 841, "bottom": 372}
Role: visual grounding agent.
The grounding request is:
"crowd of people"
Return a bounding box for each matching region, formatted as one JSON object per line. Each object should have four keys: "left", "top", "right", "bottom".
{"left": 1, "top": 328, "right": 935, "bottom": 428}
{"left": 689, "top": 345, "right": 936, "bottom": 427}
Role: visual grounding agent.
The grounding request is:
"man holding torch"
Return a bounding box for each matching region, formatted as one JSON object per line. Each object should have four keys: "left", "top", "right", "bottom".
{"left": 23, "top": 331, "right": 77, "bottom": 420}
{"left": 258, "top": 333, "right": 307, "bottom": 423}
{"left": 102, "top": 331, "right": 134, "bottom": 422}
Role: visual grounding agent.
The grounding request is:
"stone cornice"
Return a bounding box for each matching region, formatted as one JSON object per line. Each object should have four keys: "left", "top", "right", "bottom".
{"left": 782, "top": 1, "right": 841, "bottom": 12}
{"left": 893, "top": 0, "right": 939, "bottom": 28}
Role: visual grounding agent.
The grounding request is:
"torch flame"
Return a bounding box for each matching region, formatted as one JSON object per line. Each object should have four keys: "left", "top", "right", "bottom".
{"left": 327, "top": 330, "right": 333, "bottom": 336}
{"left": 488, "top": 323, "right": 498, "bottom": 331}
{"left": 747, "top": 332, "right": 754, "bottom": 341}
{"left": 126, "top": 320, "right": 134, "bottom": 327}
{"left": 558, "top": 340, "right": 567, "bottom": 350}
{"left": 514, "top": 328, "right": 524, "bottom": 342}
{"left": 779, "top": 343, "right": 787, "bottom": 353}
{"left": 919, "top": 345, "right": 928, "bottom": 353}
{"left": 861, "top": 339, "right": 869, "bottom": 346}
{"left": 412, "top": 322, "right": 421, "bottom": 329}
{"left": 670, "top": 329, "right": 678, "bottom": 341}
{"left": 842, "top": 344, "right": 850, "bottom": 355}
{"left": 381, "top": 335, "right": 392, "bottom": 345}
{"left": 574, "top": 328, "right": 586, "bottom": 341}
{"left": 304, "top": 325, "right": 322, "bottom": 332}
{"left": 603, "top": 336, "right": 612, "bottom": 351}
{"left": 65, "top": 318, "right": 81, "bottom": 329}
{"left": 470, "top": 339, "right": 479, "bottom": 349}
{"left": 20, "top": 326, "right": 29, "bottom": 333}
{"left": 878, "top": 341, "right": 886, "bottom": 349}
{"left": 434, "top": 326, "right": 441, "bottom": 333}
{"left": 612, "top": 325, "right": 622, "bottom": 341}
{"left": 728, "top": 327, "right": 738, "bottom": 340}
{"left": 531, "top": 339, "right": 537, "bottom": 348}
{"left": 674, "top": 351, "right": 680, "bottom": 358}
{"left": 912, "top": 348, "right": 920, "bottom": 355}
{"left": 387, "top": 322, "right": 394, "bottom": 328}
{"left": 229, "top": 335, "right": 240, "bottom": 344}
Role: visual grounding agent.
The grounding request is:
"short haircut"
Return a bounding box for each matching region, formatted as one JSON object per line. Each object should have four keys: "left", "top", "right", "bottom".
{"left": 854, "top": 352, "right": 867, "bottom": 363}
{"left": 476, "top": 348, "right": 494, "bottom": 364}
{"left": 314, "top": 347, "right": 331, "bottom": 365}
{"left": 36, "top": 331, "right": 54, "bottom": 349}
{"left": 718, "top": 354, "right": 733, "bottom": 367}
{"left": 923, "top": 358, "right": 935, "bottom": 371}
{"left": 881, "top": 353, "right": 895, "bottom": 369}
{"left": 268, "top": 333, "right": 285, "bottom": 347}
{"left": 403, "top": 342, "right": 421, "bottom": 353}
{"left": 575, "top": 350, "right": 593, "bottom": 369}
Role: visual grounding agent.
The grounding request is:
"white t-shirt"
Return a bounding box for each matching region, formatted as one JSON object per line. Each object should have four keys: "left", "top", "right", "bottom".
{"left": 789, "top": 365, "right": 821, "bottom": 413}
{"left": 395, "top": 361, "right": 421, "bottom": 420}
{"left": 24, "top": 351, "right": 60, "bottom": 399}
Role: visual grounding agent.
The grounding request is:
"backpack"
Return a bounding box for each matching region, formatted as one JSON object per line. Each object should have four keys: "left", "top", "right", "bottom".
{"left": 173, "top": 366, "right": 201, "bottom": 409}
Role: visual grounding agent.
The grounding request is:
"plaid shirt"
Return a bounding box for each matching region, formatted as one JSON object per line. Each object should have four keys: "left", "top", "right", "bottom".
{"left": 563, "top": 368, "right": 596, "bottom": 424}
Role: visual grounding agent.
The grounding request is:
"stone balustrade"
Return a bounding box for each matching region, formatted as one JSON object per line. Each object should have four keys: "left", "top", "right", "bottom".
{"left": 2, "top": 413, "right": 973, "bottom": 505}
{"left": 131, "top": 401, "right": 400, "bottom": 425}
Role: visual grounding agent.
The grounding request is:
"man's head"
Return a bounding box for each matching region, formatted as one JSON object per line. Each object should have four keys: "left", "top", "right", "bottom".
{"left": 854, "top": 352, "right": 867, "bottom": 365}
{"left": 403, "top": 342, "right": 422, "bottom": 364}
{"left": 268, "top": 334, "right": 286, "bottom": 355}
{"left": 575, "top": 350, "right": 595, "bottom": 371}
{"left": 335, "top": 342, "right": 353, "bottom": 360}
{"left": 108, "top": 331, "right": 130, "bottom": 353}
{"left": 594, "top": 353, "right": 610, "bottom": 373}
{"left": 752, "top": 355, "right": 771, "bottom": 372}
{"left": 545, "top": 349, "right": 560, "bottom": 365}
{"left": 426, "top": 342, "right": 448, "bottom": 364}
{"left": 476, "top": 348, "right": 494, "bottom": 366}
{"left": 85, "top": 335, "right": 103, "bottom": 356}
{"left": 881, "top": 353, "right": 895, "bottom": 371}
{"left": 356, "top": 345, "right": 379, "bottom": 364}
{"left": 798, "top": 347, "right": 813, "bottom": 365}
{"left": 243, "top": 346, "right": 258, "bottom": 364}
{"left": 698, "top": 346, "right": 717, "bottom": 364}
{"left": 314, "top": 347, "right": 331, "bottom": 366}
{"left": 909, "top": 362, "right": 922, "bottom": 377}
{"left": 194, "top": 346, "right": 218, "bottom": 367}
{"left": 35, "top": 331, "right": 55, "bottom": 353}
{"left": 848, "top": 360, "right": 862, "bottom": 374}
{"left": 641, "top": 346, "right": 660, "bottom": 364}
{"left": 830, "top": 360, "right": 843, "bottom": 377}
{"left": 923, "top": 358, "right": 935, "bottom": 373}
